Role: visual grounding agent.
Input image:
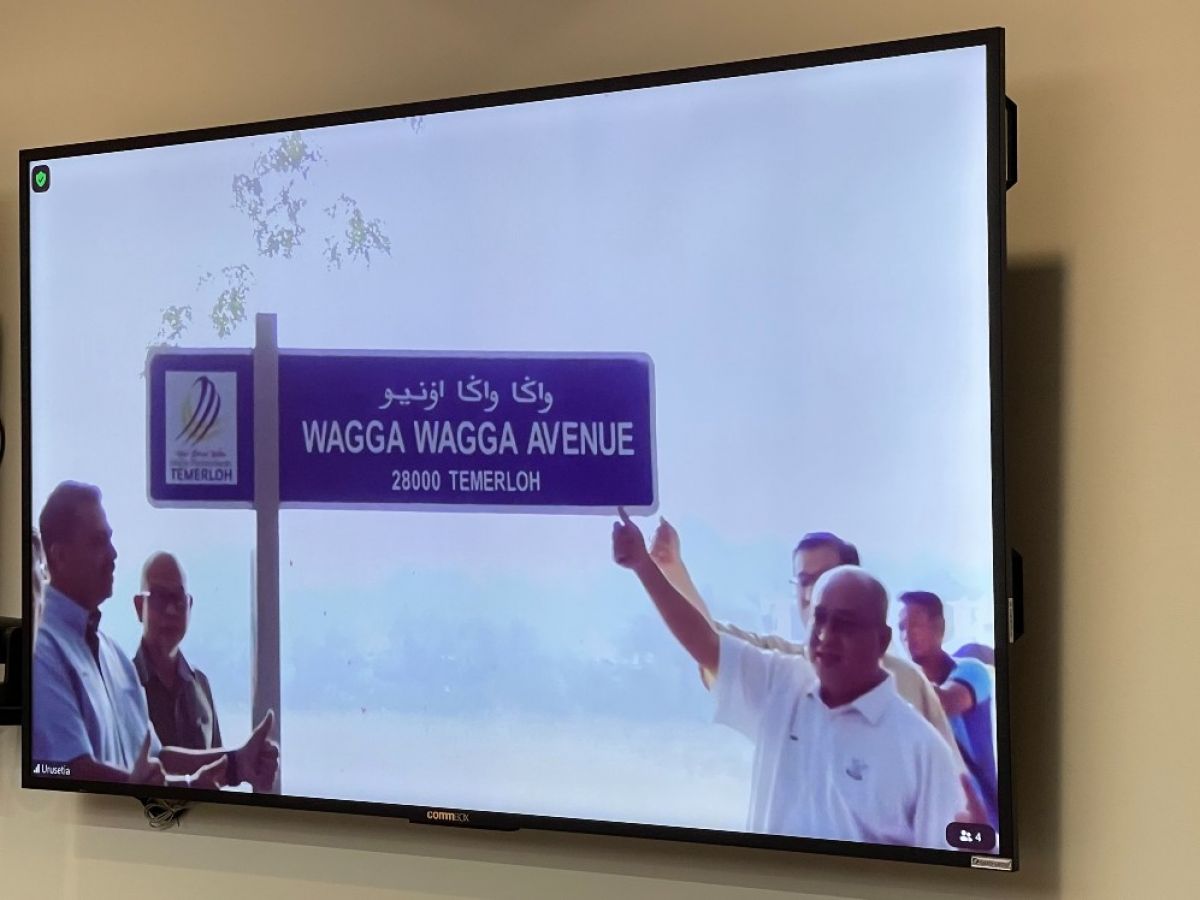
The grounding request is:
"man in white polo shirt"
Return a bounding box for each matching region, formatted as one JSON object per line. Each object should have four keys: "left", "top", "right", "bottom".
{"left": 612, "top": 508, "right": 964, "bottom": 849}
{"left": 647, "top": 519, "right": 962, "bottom": 762}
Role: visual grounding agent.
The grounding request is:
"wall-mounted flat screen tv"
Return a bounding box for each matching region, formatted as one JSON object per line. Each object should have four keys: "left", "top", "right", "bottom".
{"left": 21, "top": 27, "right": 1014, "bottom": 869}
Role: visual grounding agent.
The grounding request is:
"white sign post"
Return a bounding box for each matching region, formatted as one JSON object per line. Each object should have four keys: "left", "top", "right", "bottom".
{"left": 251, "top": 314, "right": 281, "bottom": 791}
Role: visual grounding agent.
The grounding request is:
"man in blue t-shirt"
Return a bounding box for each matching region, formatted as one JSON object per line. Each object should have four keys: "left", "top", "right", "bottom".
{"left": 898, "top": 590, "right": 998, "bottom": 830}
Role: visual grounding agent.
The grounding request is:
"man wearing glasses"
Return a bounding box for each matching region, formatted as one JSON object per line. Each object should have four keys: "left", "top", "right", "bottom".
{"left": 133, "top": 552, "right": 222, "bottom": 753}
{"left": 612, "top": 509, "right": 964, "bottom": 848}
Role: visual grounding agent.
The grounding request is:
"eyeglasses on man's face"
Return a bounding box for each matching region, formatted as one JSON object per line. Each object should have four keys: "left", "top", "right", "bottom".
{"left": 137, "top": 589, "right": 192, "bottom": 610}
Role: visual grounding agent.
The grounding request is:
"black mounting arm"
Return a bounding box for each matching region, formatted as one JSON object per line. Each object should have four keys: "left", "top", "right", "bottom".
{"left": 0, "top": 616, "right": 23, "bottom": 726}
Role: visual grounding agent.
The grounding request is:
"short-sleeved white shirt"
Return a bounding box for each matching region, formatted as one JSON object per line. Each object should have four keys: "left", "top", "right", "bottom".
{"left": 714, "top": 631, "right": 964, "bottom": 849}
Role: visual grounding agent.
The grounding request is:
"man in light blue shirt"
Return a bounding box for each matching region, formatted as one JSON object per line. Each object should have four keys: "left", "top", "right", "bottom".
{"left": 35, "top": 581, "right": 167, "bottom": 780}
{"left": 32, "top": 481, "right": 278, "bottom": 788}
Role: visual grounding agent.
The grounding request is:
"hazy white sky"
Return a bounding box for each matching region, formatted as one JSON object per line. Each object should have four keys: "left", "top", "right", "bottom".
{"left": 29, "top": 46, "right": 995, "bottom": 740}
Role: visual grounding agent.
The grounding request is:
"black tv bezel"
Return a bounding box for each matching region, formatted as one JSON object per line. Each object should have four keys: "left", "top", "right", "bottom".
{"left": 19, "top": 26, "right": 1014, "bottom": 870}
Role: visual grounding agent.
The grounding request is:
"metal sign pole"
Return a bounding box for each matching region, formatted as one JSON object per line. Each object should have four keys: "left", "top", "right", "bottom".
{"left": 251, "top": 313, "right": 281, "bottom": 792}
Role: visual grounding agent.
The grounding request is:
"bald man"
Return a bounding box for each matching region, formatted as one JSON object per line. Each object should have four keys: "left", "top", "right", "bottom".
{"left": 131, "top": 551, "right": 280, "bottom": 791}
{"left": 132, "top": 552, "right": 222, "bottom": 752}
{"left": 648, "top": 519, "right": 962, "bottom": 760}
{"left": 613, "top": 510, "right": 965, "bottom": 850}
{"left": 132, "top": 556, "right": 226, "bottom": 753}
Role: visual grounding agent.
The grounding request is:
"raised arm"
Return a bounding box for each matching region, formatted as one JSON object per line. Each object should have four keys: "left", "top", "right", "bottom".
{"left": 613, "top": 507, "right": 719, "bottom": 673}
{"left": 649, "top": 517, "right": 715, "bottom": 621}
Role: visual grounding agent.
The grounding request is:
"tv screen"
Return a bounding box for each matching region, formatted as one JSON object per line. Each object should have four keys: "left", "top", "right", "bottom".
{"left": 21, "top": 28, "right": 1013, "bottom": 868}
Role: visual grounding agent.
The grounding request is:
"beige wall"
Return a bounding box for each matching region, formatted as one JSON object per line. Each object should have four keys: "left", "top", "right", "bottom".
{"left": 2, "top": 1, "right": 1198, "bottom": 897}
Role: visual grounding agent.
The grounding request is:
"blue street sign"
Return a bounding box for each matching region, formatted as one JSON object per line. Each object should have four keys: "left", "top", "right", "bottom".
{"left": 148, "top": 348, "right": 656, "bottom": 513}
